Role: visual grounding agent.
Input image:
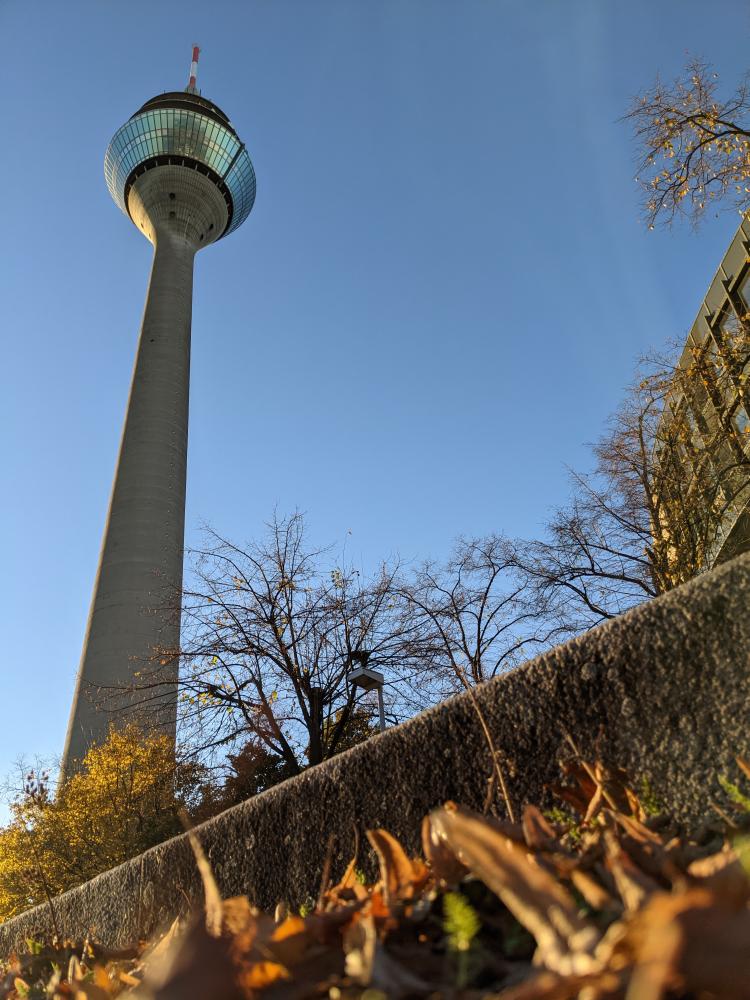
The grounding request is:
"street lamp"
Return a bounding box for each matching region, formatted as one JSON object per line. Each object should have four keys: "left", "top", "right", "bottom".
{"left": 347, "top": 650, "right": 386, "bottom": 732}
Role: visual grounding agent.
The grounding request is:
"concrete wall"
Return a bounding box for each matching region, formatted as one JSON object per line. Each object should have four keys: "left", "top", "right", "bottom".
{"left": 4, "top": 552, "right": 749, "bottom": 954}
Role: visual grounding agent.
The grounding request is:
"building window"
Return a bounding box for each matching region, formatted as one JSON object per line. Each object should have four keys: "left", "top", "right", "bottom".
{"left": 684, "top": 404, "right": 704, "bottom": 449}
{"left": 706, "top": 335, "right": 722, "bottom": 376}
{"left": 733, "top": 404, "right": 750, "bottom": 440}
{"left": 718, "top": 303, "right": 740, "bottom": 339}
{"left": 739, "top": 270, "right": 750, "bottom": 312}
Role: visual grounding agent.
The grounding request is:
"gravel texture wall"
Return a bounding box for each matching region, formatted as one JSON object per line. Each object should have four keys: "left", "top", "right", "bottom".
{"left": 2, "top": 552, "right": 749, "bottom": 954}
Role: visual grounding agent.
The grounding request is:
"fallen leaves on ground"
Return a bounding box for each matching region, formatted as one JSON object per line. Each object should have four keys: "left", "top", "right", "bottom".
{"left": 4, "top": 753, "right": 750, "bottom": 998}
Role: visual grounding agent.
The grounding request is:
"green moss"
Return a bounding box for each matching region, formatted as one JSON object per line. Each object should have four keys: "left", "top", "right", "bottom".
{"left": 719, "top": 774, "right": 750, "bottom": 813}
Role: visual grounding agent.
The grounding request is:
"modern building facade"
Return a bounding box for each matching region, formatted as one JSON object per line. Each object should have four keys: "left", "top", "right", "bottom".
{"left": 61, "top": 53, "right": 256, "bottom": 776}
{"left": 655, "top": 217, "right": 750, "bottom": 577}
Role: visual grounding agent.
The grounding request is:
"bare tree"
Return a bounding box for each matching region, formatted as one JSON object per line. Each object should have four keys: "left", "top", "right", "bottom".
{"left": 625, "top": 57, "right": 750, "bottom": 228}
{"left": 397, "top": 535, "right": 563, "bottom": 822}
{"left": 514, "top": 329, "right": 750, "bottom": 635}
{"left": 513, "top": 425, "right": 661, "bottom": 638}
{"left": 159, "top": 512, "right": 432, "bottom": 775}
{"left": 402, "top": 535, "right": 562, "bottom": 697}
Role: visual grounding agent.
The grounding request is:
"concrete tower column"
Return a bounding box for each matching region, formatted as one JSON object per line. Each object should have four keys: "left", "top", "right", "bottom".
{"left": 62, "top": 229, "right": 196, "bottom": 773}
{"left": 62, "top": 78, "right": 256, "bottom": 778}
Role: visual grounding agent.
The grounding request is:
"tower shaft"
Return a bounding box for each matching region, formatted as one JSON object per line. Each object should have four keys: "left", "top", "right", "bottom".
{"left": 67, "top": 71, "right": 256, "bottom": 775}
{"left": 62, "top": 230, "right": 195, "bottom": 774}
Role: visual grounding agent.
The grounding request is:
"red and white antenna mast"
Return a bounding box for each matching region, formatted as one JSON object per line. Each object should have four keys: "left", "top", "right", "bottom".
{"left": 186, "top": 45, "right": 200, "bottom": 94}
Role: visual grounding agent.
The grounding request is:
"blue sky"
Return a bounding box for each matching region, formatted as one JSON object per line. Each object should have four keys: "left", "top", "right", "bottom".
{"left": 2, "top": 0, "right": 750, "bottom": 792}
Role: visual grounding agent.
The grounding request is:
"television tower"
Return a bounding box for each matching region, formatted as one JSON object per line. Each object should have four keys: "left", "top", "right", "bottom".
{"left": 61, "top": 50, "right": 256, "bottom": 776}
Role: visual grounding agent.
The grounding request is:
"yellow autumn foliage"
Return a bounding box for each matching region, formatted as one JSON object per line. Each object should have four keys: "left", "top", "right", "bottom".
{"left": 0, "top": 724, "right": 202, "bottom": 921}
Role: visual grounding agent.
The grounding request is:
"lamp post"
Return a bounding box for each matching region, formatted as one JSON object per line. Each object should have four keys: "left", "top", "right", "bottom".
{"left": 309, "top": 685, "right": 324, "bottom": 765}
{"left": 347, "top": 650, "right": 386, "bottom": 733}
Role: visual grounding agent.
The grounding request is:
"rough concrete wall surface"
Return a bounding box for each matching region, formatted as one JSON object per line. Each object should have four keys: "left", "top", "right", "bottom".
{"left": 4, "top": 553, "right": 749, "bottom": 954}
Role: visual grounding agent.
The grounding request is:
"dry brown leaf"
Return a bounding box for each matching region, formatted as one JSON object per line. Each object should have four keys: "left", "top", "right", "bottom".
{"left": 618, "top": 839, "right": 678, "bottom": 889}
{"left": 343, "top": 911, "right": 376, "bottom": 986}
{"left": 622, "top": 888, "right": 750, "bottom": 1000}
{"left": 365, "top": 828, "right": 428, "bottom": 904}
{"left": 602, "top": 823, "right": 660, "bottom": 912}
{"left": 266, "top": 916, "right": 308, "bottom": 968}
{"left": 549, "top": 784, "right": 591, "bottom": 819}
{"left": 330, "top": 856, "right": 357, "bottom": 893}
{"left": 583, "top": 782, "right": 605, "bottom": 825}
{"left": 302, "top": 898, "right": 368, "bottom": 952}
{"left": 93, "top": 965, "right": 114, "bottom": 993}
{"left": 118, "top": 970, "right": 142, "bottom": 987}
{"left": 220, "top": 897, "right": 259, "bottom": 940}
{"left": 258, "top": 946, "right": 343, "bottom": 1000}
{"left": 557, "top": 760, "right": 599, "bottom": 810}
{"left": 623, "top": 912, "right": 681, "bottom": 1000}
{"left": 72, "top": 982, "right": 112, "bottom": 1000}
{"left": 430, "top": 804, "right": 601, "bottom": 975}
{"left": 486, "top": 818, "right": 527, "bottom": 843}
{"left": 62, "top": 955, "right": 113, "bottom": 1000}
{"left": 613, "top": 810, "right": 664, "bottom": 848}
{"left": 491, "top": 968, "right": 621, "bottom": 999}
{"left": 624, "top": 788, "right": 645, "bottom": 823}
{"left": 611, "top": 811, "right": 681, "bottom": 889}
{"left": 237, "top": 960, "right": 290, "bottom": 992}
{"left": 367, "top": 887, "right": 396, "bottom": 933}
{"left": 443, "top": 798, "right": 527, "bottom": 841}
{"left": 185, "top": 826, "right": 224, "bottom": 938}
{"left": 569, "top": 867, "right": 620, "bottom": 913}
{"left": 688, "top": 845, "right": 750, "bottom": 905}
{"left": 548, "top": 758, "right": 600, "bottom": 819}
{"left": 137, "top": 918, "right": 246, "bottom": 1000}
{"left": 593, "top": 760, "right": 643, "bottom": 818}
{"left": 138, "top": 916, "right": 183, "bottom": 972}
{"left": 270, "top": 915, "right": 306, "bottom": 942}
{"left": 343, "top": 910, "right": 430, "bottom": 998}
{"left": 557, "top": 748, "right": 643, "bottom": 824}
{"left": 421, "top": 813, "right": 467, "bottom": 886}
{"left": 68, "top": 955, "right": 85, "bottom": 984}
{"left": 665, "top": 831, "right": 722, "bottom": 869}
{"left": 321, "top": 855, "right": 364, "bottom": 907}
{"left": 521, "top": 805, "right": 566, "bottom": 854}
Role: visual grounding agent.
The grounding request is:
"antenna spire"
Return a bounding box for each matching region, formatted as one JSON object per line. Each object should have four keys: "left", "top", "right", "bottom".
{"left": 186, "top": 45, "right": 200, "bottom": 94}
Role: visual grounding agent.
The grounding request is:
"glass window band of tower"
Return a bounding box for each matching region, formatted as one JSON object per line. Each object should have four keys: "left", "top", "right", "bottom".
{"left": 104, "top": 107, "right": 256, "bottom": 237}
{"left": 136, "top": 91, "right": 233, "bottom": 129}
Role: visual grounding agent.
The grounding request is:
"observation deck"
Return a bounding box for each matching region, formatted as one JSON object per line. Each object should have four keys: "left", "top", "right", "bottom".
{"left": 104, "top": 91, "right": 256, "bottom": 240}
